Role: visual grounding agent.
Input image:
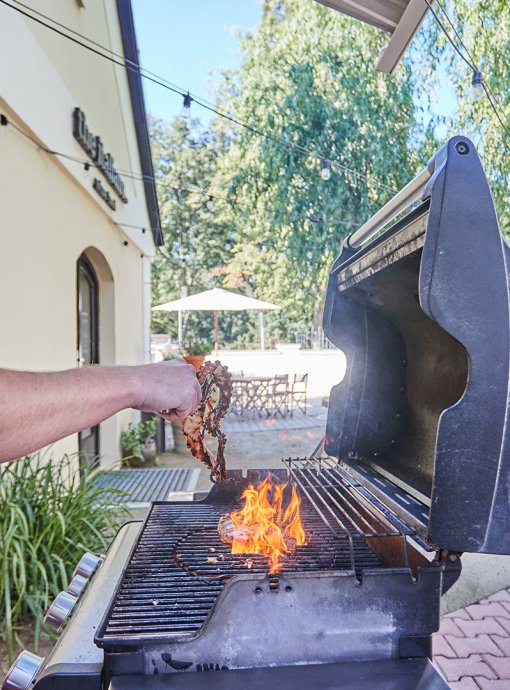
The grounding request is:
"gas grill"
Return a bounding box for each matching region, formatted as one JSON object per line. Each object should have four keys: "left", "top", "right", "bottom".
{"left": 4, "top": 136, "right": 510, "bottom": 690}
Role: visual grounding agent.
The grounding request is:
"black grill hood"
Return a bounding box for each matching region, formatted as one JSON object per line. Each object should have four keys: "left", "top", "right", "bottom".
{"left": 323, "top": 136, "right": 510, "bottom": 555}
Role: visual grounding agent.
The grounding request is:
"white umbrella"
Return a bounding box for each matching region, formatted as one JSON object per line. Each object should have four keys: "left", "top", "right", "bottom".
{"left": 152, "top": 287, "right": 281, "bottom": 351}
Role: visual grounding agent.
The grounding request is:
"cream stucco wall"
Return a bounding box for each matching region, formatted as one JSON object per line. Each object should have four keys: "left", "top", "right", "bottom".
{"left": 0, "top": 1, "right": 156, "bottom": 465}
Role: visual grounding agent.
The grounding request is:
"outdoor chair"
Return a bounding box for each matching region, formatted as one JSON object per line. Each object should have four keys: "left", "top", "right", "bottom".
{"left": 290, "top": 373, "right": 308, "bottom": 415}
{"left": 267, "top": 374, "right": 290, "bottom": 417}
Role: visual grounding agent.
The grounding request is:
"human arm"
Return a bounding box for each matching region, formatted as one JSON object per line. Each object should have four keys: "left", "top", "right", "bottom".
{"left": 0, "top": 360, "right": 202, "bottom": 464}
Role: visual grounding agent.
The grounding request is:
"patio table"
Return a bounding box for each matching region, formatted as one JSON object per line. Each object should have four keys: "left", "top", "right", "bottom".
{"left": 230, "top": 376, "right": 273, "bottom": 417}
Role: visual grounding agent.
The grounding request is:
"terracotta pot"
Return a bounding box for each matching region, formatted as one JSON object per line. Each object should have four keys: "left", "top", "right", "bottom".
{"left": 183, "top": 354, "right": 205, "bottom": 371}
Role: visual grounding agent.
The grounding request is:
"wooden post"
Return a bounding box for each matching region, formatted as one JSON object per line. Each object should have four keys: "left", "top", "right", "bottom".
{"left": 259, "top": 310, "right": 265, "bottom": 350}
{"left": 178, "top": 309, "right": 183, "bottom": 350}
{"left": 214, "top": 310, "right": 219, "bottom": 355}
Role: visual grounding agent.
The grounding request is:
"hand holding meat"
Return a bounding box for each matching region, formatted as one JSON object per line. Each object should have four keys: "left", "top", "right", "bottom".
{"left": 182, "top": 361, "right": 232, "bottom": 482}
{"left": 134, "top": 360, "right": 202, "bottom": 421}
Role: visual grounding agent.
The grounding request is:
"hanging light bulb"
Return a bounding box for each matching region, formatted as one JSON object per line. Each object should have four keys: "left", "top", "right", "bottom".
{"left": 471, "top": 70, "right": 484, "bottom": 100}
{"left": 180, "top": 92, "right": 192, "bottom": 119}
{"left": 320, "top": 159, "right": 331, "bottom": 181}
{"left": 206, "top": 195, "right": 215, "bottom": 211}
{"left": 0, "top": 114, "right": 7, "bottom": 138}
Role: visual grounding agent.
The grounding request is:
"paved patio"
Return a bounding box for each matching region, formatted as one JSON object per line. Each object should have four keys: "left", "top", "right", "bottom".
{"left": 433, "top": 587, "right": 510, "bottom": 688}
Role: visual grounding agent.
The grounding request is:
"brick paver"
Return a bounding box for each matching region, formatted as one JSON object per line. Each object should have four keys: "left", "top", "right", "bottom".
{"left": 434, "top": 655, "right": 497, "bottom": 682}
{"left": 448, "top": 679, "right": 483, "bottom": 690}
{"left": 456, "top": 617, "right": 509, "bottom": 638}
{"left": 433, "top": 586, "right": 510, "bottom": 688}
{"left": 447, "top": 634, "right": 503, "bottom": 658}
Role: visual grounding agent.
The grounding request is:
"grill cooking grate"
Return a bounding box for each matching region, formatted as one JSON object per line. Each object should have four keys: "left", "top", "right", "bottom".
{"left": 96, "top": 489, "right": 385, "bottom": 646}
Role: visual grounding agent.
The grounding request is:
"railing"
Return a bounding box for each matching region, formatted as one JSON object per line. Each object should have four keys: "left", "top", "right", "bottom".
{"left": 295, "top": 327, "right": 337, "bottom": 350}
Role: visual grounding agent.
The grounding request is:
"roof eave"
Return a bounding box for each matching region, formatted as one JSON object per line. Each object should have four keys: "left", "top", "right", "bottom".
{"left": 376, "top": 0, "right": 431, "bottom": 73}
{"left": 116, "top": 0, "right": 163, "bottom": 246}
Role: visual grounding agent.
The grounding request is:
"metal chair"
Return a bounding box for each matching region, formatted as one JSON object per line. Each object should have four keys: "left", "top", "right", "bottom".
{"left": 268, "top": 374, "right": 290, "bottom": 417}
{"left": 290, "top": 373, "right": 308, "bottom": 415}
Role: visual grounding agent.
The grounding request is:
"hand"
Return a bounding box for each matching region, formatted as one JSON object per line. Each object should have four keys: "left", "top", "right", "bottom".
{"left": 133, "top": 359, "right": 202, "bottom": 421}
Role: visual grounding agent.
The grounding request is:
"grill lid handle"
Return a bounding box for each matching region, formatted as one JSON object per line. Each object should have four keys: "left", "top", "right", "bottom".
{"left": 346, "top": 157, "right": 435, "bottom": 249}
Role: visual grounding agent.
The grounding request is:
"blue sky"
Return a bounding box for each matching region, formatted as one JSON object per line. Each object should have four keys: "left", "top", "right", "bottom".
{"left": 131, "top": 0, "right": 262, "bottom": 123}
{"left": 131, "top": 2, "right": 457, "bottom": 140}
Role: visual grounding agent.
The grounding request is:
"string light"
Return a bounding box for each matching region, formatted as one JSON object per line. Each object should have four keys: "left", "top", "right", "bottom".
{"left": 0, "top": 0, "right": 397, "bottom": 195}
{"left": 320, "top": 159, "right": 331, "bottom": 181}
{"left": 2, "top": 113, "right": 362, "bottom": 233}
{"left": 180, "top": 92, "right": 192, "bottom": 120}
{"left": 471, "top": 70, "right": 484, "bottom": 100}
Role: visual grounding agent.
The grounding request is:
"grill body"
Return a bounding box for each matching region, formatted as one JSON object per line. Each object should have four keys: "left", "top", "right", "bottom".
{"left": 16, "top": 136, "right": 509, "bottom": 689}
{"left": 92, "top": 470, "right": 445, "bottom": 681}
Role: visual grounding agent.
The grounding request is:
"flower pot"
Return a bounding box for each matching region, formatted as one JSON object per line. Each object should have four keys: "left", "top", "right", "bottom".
{"left": 121, "top": 451, "right": 146, "bottom": 468}
{"left": 141, "top": 438, "right": 158, "bottom": 465}
{"left": 183, "top": 354, "right": 205, "bottom": 371}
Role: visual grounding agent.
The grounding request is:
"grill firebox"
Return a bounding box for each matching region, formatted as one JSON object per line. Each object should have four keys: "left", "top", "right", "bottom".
{"left": 95, "top": 467, "right": 442, "bottom": 677}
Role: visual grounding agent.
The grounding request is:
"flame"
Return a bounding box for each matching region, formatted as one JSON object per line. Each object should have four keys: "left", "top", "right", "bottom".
{"left": 230, "top": 476, "right": 306, "bottom": 573}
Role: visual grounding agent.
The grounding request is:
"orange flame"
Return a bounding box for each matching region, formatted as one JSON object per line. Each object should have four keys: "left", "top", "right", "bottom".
{"left": 230, "top": 476, "right": 306, "bottom": 573}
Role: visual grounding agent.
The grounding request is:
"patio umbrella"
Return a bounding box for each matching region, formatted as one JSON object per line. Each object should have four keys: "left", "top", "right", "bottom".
{"left": 152, "top": 287, "right": 281, "bottom": 351}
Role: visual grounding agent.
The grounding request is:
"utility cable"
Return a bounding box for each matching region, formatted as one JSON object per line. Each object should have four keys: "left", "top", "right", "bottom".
{"left": 0, "top": 0, "right": 397, "bottom": 194}
{"left": 423, "top": 0, "right": 510, "bottom": 140}
{"left": 2, "top": 113, "right": 360, "bottom": 230}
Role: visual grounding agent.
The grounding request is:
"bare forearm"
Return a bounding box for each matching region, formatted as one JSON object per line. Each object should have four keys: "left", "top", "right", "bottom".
{"left": 0, "top": 367, "right": 140, "bottom": 463}
{"left": 0, "top": 360, "right": 201, "bottom": 464}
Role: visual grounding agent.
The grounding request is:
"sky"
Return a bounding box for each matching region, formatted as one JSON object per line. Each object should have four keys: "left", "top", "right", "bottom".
{"left": 131, "top": 1, "right": 458, "bottom": 142}
{"left": 131, "top": 0, "right": 263, "bottom": 124}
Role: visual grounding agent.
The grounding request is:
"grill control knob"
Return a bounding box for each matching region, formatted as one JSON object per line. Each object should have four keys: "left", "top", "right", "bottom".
{"left": 43, "top": 591, "right": 78, "bottom": 632}
{"left": 66, "top": 573, "right": 88, "bottom": 598}
{"left": 72, "top": 552, "right": 101, "bottom": 579}
{"left": 1, "top": 650, "right": 44, "bottom": 690}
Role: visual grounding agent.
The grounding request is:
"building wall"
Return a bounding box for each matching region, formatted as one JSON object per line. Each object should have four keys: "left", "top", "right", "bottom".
{"left": 0, "top": 1, "right": 156, "bottom": 465}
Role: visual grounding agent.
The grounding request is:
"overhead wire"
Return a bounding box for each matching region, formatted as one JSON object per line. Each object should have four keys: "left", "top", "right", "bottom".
{"left": 423, "top": 0, "right": 510, "bottom": 140}
{"left": 0, "top": 0, "right": 398, "bottom": 194}
{"left": 2, "top": 112, "right": 360, "bottom": 232}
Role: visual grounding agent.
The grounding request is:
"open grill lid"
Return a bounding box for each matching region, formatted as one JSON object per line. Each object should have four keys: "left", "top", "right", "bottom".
{"left": 323, "top": 136, "right": 510, "bottom": 555}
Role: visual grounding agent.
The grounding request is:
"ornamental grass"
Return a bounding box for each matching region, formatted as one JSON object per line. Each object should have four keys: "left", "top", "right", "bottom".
{"left": 0, "top": 453, "right": 128, "bottom": 662}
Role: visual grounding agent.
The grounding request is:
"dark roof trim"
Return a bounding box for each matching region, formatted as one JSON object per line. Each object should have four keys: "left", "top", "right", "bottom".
{"left": 116, "top": 0, "right": 163, "bottom": 246}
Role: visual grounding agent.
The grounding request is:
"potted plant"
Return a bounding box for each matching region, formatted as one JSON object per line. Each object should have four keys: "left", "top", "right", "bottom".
{"left": 181, "top": 336, "right": 213, "bottom": 371}
{"left": 120, "top": 418, "right": 158, "bottom": 467}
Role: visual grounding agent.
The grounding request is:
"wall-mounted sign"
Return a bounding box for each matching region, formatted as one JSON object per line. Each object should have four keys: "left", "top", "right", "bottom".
{"left": 93, "top": 178, "right": 116, "bottom": 211}
{"left": 72, "top": 107, "right": 128, "bottom": 208}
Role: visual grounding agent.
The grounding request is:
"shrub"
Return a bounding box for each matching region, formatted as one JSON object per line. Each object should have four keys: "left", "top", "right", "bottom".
{"left": 0, "top": 453, "right": 128, "bottom": 662}
{"left": 120, "top": 419, "right": 158, "bottom": 463}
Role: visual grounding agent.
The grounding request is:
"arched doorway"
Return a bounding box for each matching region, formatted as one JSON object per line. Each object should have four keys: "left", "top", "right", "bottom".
{"left": 77, "top": 254, "right": 99, "bottom": 471}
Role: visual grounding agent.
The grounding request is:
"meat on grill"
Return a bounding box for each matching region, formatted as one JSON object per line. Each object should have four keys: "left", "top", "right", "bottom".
{"left": 182, "top": 361, "right": 232, "bottom": 483}
{"left": 218, "top": 514, "right": 298, "bottom": 550}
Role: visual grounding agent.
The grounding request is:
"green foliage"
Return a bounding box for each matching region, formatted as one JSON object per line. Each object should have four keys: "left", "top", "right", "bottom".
{"left": 150, "top": 0, "right": 434, "bottom": 342}
{"left": 417, "top": 0, "right": 510, "bottom": 234}
{"left": 120, "top": 420, "right": 157, "bottom": 461}
{"left": 214, "top": 0, "right": 426, "bottom": 338}
{"left": 182, "top": 336, "right": 213, "bottom": 356}
{"left": 0, "top": 454, "right": 127, "bottom": 661}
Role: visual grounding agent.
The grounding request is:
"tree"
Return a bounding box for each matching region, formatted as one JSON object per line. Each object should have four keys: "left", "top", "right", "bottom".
{"left": 417, "top": 0, "right": 510, "bottom": 234}
{"left": 150, "top": 117, "right": 246, "bottom": 344}
{"left": 212, "top": 0, "right": 430, "bottom": 340}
